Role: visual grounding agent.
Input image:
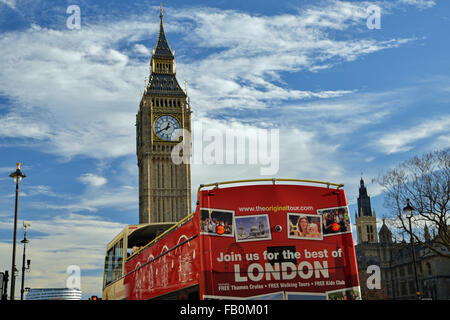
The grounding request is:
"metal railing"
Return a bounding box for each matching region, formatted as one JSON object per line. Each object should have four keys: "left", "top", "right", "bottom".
{"left": 198, "top": 178, "right": 344, "bottom": 193}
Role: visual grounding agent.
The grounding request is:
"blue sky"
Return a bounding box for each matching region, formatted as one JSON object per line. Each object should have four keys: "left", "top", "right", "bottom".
{"left": 0, "top": 0, "right": 448, "bottom": 298}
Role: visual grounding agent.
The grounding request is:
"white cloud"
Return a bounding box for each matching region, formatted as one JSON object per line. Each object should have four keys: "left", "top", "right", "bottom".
{"left": 397, "top": 0, "right": 436, "bottom": 9}
{"left": 133, "top": 44, "right": 151, "bottom": 56}
{"left": 0, "top": 0, "right": 16, "bottom": 9}
{"left": 0, "top": 2, "right": 418, "bottom": 161}
{"left": 38, "top": 186, "right": 138, "bottom": 213}
{"left": 174, "top": 4, "right": 414, "bottom": 115}
{"left": 0, "top": 20, "right": 150, "bottom": 159}
{"left": 189, "top": 116, "right": 345, "bottom": 194}
{"left": 20, "top": 185, "right": 56, "bottom": 197}
{"left": 0, "top": 213, "right": 125, "bottom": 298}
{"left": 78, "top": 173, "right": 107, "bottom": 187}
{"left": 376, "top": 115, "right": 450, "bottom": 154}
{"left": 0, "top": 113, "right": 50, "bottom": 140}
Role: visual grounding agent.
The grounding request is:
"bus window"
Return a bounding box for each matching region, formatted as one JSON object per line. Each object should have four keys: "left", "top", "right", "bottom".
{"left": 112, "top": 239, "right": 123, "bottom": 281}
{"left": 104, "top": 248, "right": 113, "bottom": 287}
{"left": 104, "top": 238, "right": 124, "bottom": 287}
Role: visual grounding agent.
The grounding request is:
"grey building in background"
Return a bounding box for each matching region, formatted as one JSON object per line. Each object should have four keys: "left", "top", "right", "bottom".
{"left": 25, "top": 288, "right": 82, "bottom": 300}
{"left": 354, "top": 179, "right": 450, "bottom": 300}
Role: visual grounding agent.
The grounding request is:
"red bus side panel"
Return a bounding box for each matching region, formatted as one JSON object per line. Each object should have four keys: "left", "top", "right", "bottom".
{"left": 124, "top": 215, "right": 201, "bottom": 300}
{"left": 198, "top": 184, "right": 360, "bottom": 300}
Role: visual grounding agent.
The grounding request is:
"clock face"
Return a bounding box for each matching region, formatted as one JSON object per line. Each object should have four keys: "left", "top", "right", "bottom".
{"left": 154, "top": 115, "right": 180, "bottom": 141}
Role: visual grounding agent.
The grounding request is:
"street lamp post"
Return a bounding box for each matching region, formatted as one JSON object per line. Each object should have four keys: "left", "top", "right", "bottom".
{"left": 403, "top": 198, "right": 421, "bottom": 300}
{"left": 9, "top": 162, "right": 26, "bottom": 300}
{"left": 20, "top": 221, "right": 31, "bottom": 300}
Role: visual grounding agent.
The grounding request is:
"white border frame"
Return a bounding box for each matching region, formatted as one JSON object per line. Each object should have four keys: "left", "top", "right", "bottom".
{"left": 199, "top": 207, "right": 235, "bottom": 238}
{"left": 317, "top": 206, "right": 352, "bottom": 237}
{"left": 287, "top": 212, "right": 323, "bottom": 241}
{"left": 234, "top": 214, "right": 272, "bottom": 243}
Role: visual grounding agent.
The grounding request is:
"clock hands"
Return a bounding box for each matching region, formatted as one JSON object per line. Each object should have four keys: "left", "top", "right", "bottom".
{"left": 156, "top": 123, "right": 171, "bottom": 134}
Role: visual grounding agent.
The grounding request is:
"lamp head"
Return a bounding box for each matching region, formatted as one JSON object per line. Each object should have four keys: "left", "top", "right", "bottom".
{"left": 9, "top": 162, "right": 26, "bottom": 184}
{"left": 403, "top": 198, "right": 414, "bottom": 219}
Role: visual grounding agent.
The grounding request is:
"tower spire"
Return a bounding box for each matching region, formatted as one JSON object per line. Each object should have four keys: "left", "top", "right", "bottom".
{"left": 153, "top": 3, "right": 174, "bottom": 60}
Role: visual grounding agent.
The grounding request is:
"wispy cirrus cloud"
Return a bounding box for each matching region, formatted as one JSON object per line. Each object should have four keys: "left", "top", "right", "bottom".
{"left": 47, "top": 187, "right": 137, "bottom": 212}
{"left": 397, "top": 0, "right": 436, "bottom": 9}
{"left": 0, "top": 0, "right": 16, "bottom": 9}
{"left": 0, "top": 1, "right": 419, "bottom": 161}
{"left": 173, "top": 3, "right": 415, "bottom": 115}
{"left": 376, "top": 115, "right": 450, "bottom": 154}
{"left": 0, "top": 213, "right": 125, "bottom": 298}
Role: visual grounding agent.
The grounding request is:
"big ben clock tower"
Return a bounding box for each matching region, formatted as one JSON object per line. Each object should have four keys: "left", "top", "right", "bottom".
{"left": 136, "top": 6, "right": 191, "bottom": 224}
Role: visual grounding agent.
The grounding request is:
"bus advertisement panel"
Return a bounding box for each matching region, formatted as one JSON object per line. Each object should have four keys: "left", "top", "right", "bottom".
{"left": 198, "top": 184, "right": 360, "bottom": 300}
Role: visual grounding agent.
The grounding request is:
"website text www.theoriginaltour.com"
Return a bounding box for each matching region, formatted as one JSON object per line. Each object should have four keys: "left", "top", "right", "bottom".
{"left": 238, "top": 205, "right": 314, "bottom": 213}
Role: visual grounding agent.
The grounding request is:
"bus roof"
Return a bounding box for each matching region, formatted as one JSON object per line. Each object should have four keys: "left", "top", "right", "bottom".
{"left": 197, "top": 178, "right": 344, "bottom": 193}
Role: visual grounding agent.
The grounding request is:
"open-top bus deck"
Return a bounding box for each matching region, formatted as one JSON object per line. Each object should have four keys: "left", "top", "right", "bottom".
{"left": 102, "top": 179, "right": 360, "bottom": 300}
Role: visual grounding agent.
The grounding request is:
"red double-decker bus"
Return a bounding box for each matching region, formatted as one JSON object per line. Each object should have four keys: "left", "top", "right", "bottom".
{"left": 102, "top": 179, "right": 360, "bottom": 300}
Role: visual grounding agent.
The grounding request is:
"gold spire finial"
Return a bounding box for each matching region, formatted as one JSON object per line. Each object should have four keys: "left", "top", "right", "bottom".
{"left": 16, "top": 162, "right": 21, "bottom": 170}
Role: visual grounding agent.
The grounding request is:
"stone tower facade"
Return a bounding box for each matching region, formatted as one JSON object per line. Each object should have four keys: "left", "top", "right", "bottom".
{"left": 355, "top": 178, "right": 378, "bottom": 244}
{"left": 136, "top": 8, "right": 191, "bottom": 224}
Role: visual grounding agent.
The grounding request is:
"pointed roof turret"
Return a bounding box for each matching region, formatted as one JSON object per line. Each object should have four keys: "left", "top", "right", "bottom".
{"left": 153, "top": 3, "right": 174, "bottom": 60}
{"left": 357, "top": 176, "right": 372, "bottom": 217}
{"left": 424, "top": 223, "right": 431, "bottom": 242}
{"left": 359, "top": 176, "right": 368, "bottom": 197}
{"left": 379, "top": 219, "right": 392, "bottom": 244}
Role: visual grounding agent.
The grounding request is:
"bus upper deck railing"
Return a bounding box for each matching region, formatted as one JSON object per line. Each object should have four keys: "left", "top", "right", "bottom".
{"left": 126, "top": 212, "right": 195, "bottom": 261}
{"left": 197, "top": 178, "right": 344, "bottom": 193}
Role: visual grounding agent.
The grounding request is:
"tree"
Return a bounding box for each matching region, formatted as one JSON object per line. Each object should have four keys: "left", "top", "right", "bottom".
{"left": 377, "top": 149, "right": 449, "bottom": 259}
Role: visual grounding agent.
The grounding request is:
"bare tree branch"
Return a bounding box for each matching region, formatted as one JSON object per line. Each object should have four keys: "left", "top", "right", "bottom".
{"left": 377, "top": 149, "right": 450, "bottom": 259}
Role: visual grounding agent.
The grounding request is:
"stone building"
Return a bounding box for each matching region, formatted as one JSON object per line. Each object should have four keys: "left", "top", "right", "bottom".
{"left": 354, "top": 179, "right": 450, "bottom": 300}
{"left": 136, "top": 7, "right": 192, "bottom": 224}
